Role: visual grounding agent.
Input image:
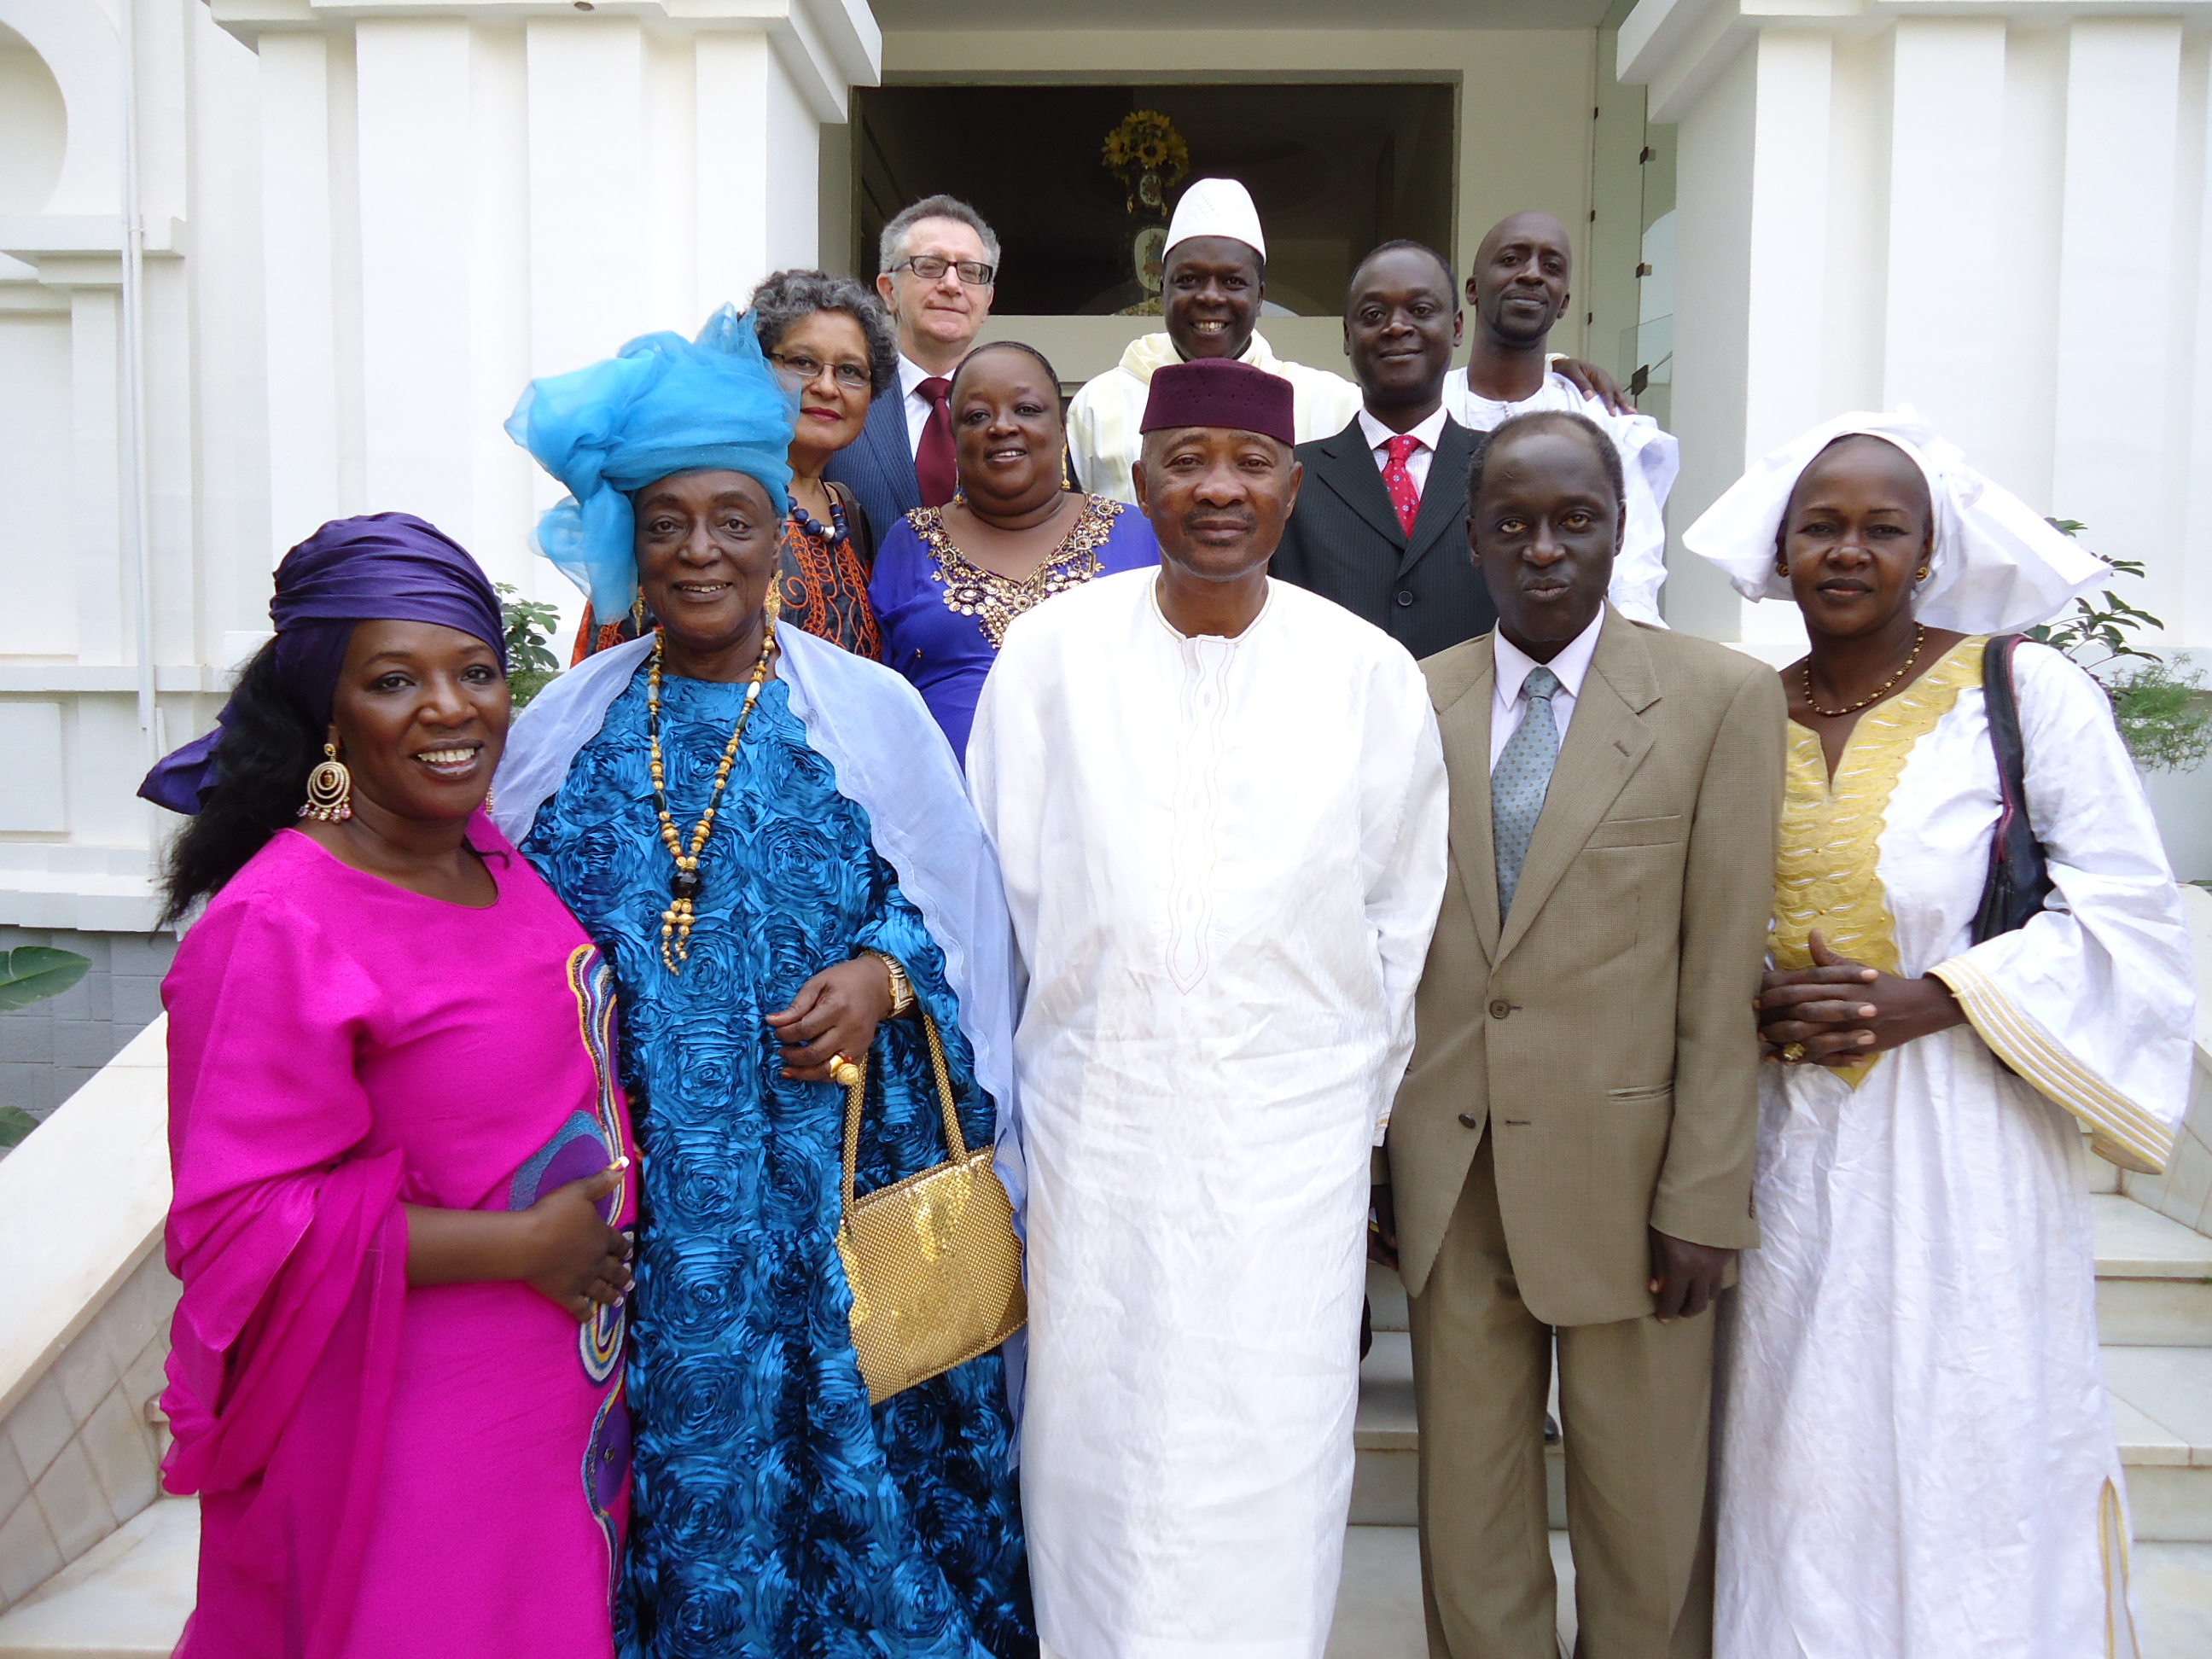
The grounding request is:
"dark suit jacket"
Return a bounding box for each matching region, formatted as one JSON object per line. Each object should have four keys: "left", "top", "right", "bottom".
{"left": 1271, "top": 414, "right": 1496, "bottom": 660}
{"left": 824, "top": 385, "right": 919, "bottom": 548}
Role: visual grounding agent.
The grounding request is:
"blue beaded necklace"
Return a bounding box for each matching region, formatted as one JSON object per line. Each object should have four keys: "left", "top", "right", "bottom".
{"left": 788, "top": 491, "right": 849, "bottom": 550}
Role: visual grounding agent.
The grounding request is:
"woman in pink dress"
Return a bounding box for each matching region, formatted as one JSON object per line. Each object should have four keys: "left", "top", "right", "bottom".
{"left": 140, "top": 514, "right": 637, "bottom": 1659}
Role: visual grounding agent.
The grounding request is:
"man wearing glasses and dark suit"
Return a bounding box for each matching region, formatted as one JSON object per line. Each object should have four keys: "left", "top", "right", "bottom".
{"left": 825, "top": 195, "right": 1001, "bottom": 540}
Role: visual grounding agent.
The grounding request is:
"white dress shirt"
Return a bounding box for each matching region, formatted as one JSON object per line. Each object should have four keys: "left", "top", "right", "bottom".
{"left": 898, "top": 354, "right": 941, "bottom": 455}
{"left": 1489, "top": 608, "right": 1604, "bottom": 772}
{"left": 1354, "top": 404, "right": 1451, "bottom": 498}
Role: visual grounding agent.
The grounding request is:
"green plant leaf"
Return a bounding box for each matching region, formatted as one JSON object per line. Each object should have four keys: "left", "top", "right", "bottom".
{"left": 0, "top": 946, "right": 91, "bottom": 1012}
{"left": 2103, "top": 657, "right": 2212, "bottom": 773}
{"left": 0, "top": 1107, "right": 38, "bottom": 1150}
{"left": 496, "top": 582, "right": 566, "bottom": 709}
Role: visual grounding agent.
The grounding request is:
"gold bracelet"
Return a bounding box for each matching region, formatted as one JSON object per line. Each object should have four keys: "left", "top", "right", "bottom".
{"left": 866, "top": 950, "right": 915, "bottom": 1018}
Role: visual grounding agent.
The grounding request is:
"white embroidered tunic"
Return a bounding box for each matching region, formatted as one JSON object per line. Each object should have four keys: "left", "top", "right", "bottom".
{"left": 1714, "top": 638, "right": 2194, "bottom": 1659}
{"left": 968, "top": 569, "right": 1447, "bottom": 1659}
{"left": 1065, "top": 330, "right": 1363, "bottom": 509}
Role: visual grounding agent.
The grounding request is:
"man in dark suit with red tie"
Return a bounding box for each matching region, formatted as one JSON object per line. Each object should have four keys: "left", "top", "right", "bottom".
{"left": 824, "top": 195, "right": 1001, "bottom": 542}
{"left": 1272, "top": 241, "right": 1497, "bottom": 658}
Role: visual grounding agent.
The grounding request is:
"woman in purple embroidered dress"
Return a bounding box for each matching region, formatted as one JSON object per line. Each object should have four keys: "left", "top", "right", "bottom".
{"left": 869, "top": 342, "right": 1157, "bottom": 761}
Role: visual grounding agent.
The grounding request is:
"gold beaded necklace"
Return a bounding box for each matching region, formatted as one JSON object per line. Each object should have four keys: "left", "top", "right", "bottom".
{"left": 646, "top": 619, "right": 776, "bottom": 972}
{"left": 1802, "top": 623, "right": 1928, "bottom": 719}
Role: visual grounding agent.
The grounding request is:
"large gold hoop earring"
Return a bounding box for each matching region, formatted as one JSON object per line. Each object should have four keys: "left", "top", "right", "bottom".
{"left": 300, "top": 742, "right": 353, "bottom": 822}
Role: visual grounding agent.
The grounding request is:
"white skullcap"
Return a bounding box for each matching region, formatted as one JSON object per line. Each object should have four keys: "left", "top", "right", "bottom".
{"left": 1683, "top": 407, "right": 2110, "bottom": 635}
{"left": 1165, "top": 178, "right": 1266, "bottom": 261}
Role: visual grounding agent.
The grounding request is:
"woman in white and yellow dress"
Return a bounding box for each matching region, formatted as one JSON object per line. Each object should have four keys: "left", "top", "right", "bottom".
{"left": 1685, "top": 410, "right": 2196, "bottom": 1659}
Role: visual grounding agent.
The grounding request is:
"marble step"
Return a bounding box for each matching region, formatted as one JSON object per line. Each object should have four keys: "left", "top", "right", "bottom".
{"left": 2106, "top": 1346, "right": 2212, "bottom": 1543}
{"left": 1356, "top": 1195, "right": 2212, "bottom": 1536}
{"left": 2092, "top": 1193, "right": 2212, "bottom": 1348}
{"left": 1366, "top": 1192, "right": 2209, "bottom": 1345}
{"left": 1321, "top": 1525, "right": 2212, "bottom": 1659}
{"left": 0, "top": 1498, "right": 194, "bottom": 1658}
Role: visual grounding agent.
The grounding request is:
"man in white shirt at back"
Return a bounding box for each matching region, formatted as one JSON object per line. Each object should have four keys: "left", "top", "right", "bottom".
{"left": 1443, "top": 210, "right": 1677, "bottom": 625}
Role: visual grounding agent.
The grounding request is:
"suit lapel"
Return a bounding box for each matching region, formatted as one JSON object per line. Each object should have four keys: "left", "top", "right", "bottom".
{"left": 1493, "top": 610, "right": 1661, "bottom": 964}
{"left": 1395, "top": 418, "right": 1476, "bottom": 580}
{"left": 1437, "top": 638, "right": 1503, "bottom": 963}
{"left": 1313, "top": 422, "right": 1409, "bottom": 553}
{"left": 866, "top": 390, "right": 916, "bottom": 495}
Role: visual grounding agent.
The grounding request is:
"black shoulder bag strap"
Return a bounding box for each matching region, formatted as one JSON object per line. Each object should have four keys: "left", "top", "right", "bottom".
{"left": 829, "top": 479, "right": 878, "bottom": 574}
{"left": 1971, "top": 634, "right": 2056, "bottom": 944}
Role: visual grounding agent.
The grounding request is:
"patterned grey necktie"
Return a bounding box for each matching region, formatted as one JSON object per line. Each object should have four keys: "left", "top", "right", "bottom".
{"left": 1493, "top": 666, "right": 1561, "bottom": 920}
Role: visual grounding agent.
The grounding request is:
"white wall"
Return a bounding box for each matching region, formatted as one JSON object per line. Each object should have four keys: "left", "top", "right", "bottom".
{"left": 1625, "top": 2, "right": 2212, "bottom": 874}
{"left": 1628, "top": 4, "right": 2212, "bottom": 656}
{"left": 0, "top": 0, "right": 876, "bottom": 930}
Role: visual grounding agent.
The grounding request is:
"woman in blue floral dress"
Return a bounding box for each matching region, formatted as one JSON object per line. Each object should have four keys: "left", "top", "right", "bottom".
{"left": 494, "top": 307, "right": 1033, "bottom": 1659}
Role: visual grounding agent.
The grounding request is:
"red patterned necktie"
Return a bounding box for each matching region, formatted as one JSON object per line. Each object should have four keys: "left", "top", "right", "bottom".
{"left": 916, "top": 376, "right": 957, "bottom": 508}
{"left": 1382, "top": 433, "right": 1423, "bottom": 537}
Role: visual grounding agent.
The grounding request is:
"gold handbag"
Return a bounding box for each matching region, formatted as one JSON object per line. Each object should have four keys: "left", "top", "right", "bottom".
{"left": 833, "top": 1012, "right": 1027, "bottom": 1404}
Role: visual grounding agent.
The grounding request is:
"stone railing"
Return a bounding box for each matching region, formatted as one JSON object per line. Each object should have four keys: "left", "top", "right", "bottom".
{"left": 0, "top": 1019, "right": 173, "bottom": 1613}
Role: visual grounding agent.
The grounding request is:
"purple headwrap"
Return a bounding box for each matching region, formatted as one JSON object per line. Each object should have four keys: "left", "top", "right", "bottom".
{"left": 140, "top": 513, "right": 507, "bottom": 815}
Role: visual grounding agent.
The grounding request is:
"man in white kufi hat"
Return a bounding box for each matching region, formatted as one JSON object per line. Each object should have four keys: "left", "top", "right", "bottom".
{"left": 1685, "top": 409, "right": 2197, "bottom": 1659}
{"left": 1066, "top": 178, "right": 1362, "bottom": 504}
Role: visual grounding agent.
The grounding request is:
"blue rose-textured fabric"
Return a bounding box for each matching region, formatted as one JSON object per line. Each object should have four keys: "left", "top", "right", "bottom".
{"left": 522, "top": 666, "right": 1033, "bottom": 1659}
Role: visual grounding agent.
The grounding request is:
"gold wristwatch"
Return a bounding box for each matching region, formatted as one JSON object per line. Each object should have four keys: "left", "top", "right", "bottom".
{"left": 868, "top": 950, "right": 916, "bottom": 1018}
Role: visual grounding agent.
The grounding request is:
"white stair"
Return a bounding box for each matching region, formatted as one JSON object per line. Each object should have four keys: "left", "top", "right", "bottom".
{"left": 0, "top": 1499, "right": 194, "bottom": 1658}
{"left": 1338, "top": 1186, "right": 2212, "bottom": 1655}
{"left": 1, "top": 1202, "right": 2202, "bottom": 1656}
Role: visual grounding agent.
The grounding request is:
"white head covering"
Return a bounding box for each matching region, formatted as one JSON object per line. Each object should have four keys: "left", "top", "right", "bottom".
{"left": 1684, "top": 407, "right": 2110, "bottom": 634}
{"left": 1166, "top": 178, "right": 1267, "bottom": 260}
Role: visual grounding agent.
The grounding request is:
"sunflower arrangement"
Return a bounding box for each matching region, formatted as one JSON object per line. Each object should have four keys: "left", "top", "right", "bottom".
{"left": 1103, "top": 111, "right": 1190, "bottom": 215}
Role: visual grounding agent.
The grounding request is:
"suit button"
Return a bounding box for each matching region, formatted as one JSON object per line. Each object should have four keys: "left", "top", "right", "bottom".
{"left": 1395, "top": 590, "right": 1415, "bottom": 608}
{"left": 1458, "top": 1112, "right": 1479, "bottom": 1129}
{"left": 1488, "top": 998, "right": 1511, "bottom": 1019}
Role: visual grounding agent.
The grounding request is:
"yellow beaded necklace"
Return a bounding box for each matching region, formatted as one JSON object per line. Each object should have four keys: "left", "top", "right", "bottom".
{"left": 646, "top": 612, "right": 776, "bottom": 972}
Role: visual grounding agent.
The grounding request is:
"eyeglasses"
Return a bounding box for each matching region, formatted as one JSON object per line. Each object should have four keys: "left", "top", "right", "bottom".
{"left": 769, "top": 351, "right": 872, "bottom": 392}
{"left": 891, "top": 254, "right": 996, "bottom": 288}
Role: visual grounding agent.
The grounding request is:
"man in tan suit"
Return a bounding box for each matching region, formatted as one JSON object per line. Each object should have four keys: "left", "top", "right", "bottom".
{"left": 1373, "top": 410, "right": 1784, "bottom": 1657}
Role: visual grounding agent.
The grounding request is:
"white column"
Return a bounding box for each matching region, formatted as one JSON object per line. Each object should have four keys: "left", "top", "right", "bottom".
{"left": 1661, "top": 29, "right": 1834, "bottom": 645}
{"left": 696, "top": 32, "right": 774, "bottom": 315}
{"left": 259, "top": 30, "right": 342, "bottom": 555}
{"left": 67, "top": 286, "right": 124, "bottom": 665}
{"left": 1740, "top": 31, "right": 1832, "bottom": 465}
{"left": 2185, "top": 37, "right": 2212, "bottom": 650}
{"left": 525, "top": 17, "right": 653, "bottom": 371}
{"left": 2050, "top": 20, "right": 2183, "bottom": 608}
{"left": 1664, "top": 38, "right": 1758, "bottom": 640}
{"left": 355, "top": 19, "right": 480, "bottom": 538}
{"left": 1879, "top": 19, "right": 2009, "bottom": 451}
{"left": 353, "top": 19, "right": 535, "bottom": 583}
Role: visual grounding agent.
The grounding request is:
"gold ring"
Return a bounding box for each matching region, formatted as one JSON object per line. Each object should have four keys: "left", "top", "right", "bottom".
{"left": 828, "top": 1053, "right": 862, "bottom": 1089}
{"left": 1781, "top": 1041, "right": 1807, "bottom": 1064}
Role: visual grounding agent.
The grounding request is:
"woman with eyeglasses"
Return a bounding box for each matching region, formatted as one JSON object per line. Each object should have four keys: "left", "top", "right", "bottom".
{"left": 754, "top": 270, "right": 900, "bottom": 658}
{"left": 568, "top": 272, "right": 898, "bottom": 662}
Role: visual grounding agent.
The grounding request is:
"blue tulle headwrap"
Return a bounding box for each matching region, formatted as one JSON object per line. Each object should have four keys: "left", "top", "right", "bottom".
{"left": 505, "top": 305, "right": 796, "bottom": 623}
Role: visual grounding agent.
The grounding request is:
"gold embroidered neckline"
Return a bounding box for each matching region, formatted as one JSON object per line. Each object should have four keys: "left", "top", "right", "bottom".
{"left": 917, "top": 495, "right": 1124, "bottom": 649}
{"left": 1773, "top": 637, "right": 1986, "bottom": 1088}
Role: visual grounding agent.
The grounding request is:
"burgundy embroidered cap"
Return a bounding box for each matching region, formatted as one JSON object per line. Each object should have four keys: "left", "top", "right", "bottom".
{"left": 1138, "top": 358, "right": 1295, "bottom": 446}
